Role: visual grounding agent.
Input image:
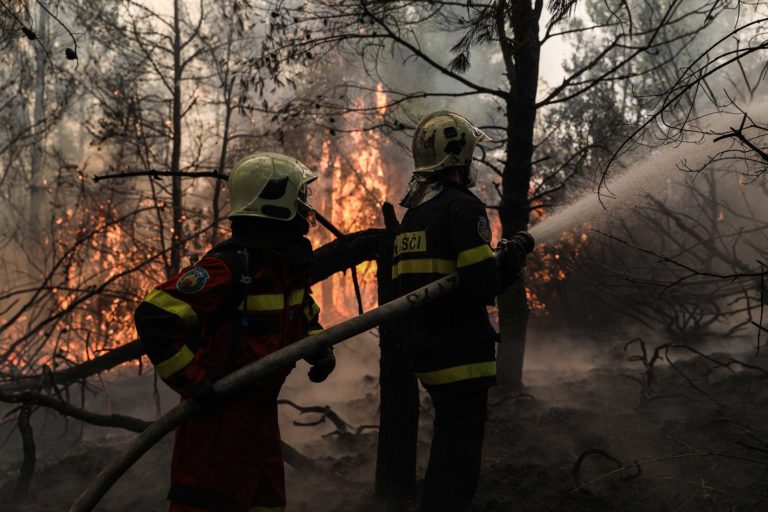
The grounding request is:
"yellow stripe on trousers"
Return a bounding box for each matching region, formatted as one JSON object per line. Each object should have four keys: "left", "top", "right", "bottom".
{"left": 416, "top": 361, "right": 497, "bottom": 385}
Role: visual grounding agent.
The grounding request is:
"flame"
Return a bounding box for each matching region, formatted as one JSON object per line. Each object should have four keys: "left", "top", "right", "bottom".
{"left": 310, "top": 84, "right": 390, "bottom": 323}
{"left": 2, "top": 198, "right": 166, "bottom": 373}
{"left": 375, "top": 83, "right": 388, "bottom": 114}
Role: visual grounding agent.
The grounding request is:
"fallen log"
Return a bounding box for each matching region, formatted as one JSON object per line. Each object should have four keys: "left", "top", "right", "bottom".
{"left": 70, "top": 271, "right": 461, "bottom": 512}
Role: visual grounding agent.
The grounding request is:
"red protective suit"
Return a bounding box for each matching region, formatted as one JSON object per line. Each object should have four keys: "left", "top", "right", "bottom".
{"left": 134, "top": 240, "right": 322, "bottom": 512}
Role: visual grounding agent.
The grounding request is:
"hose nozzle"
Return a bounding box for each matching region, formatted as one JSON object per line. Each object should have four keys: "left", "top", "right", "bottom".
{"left": 511, "top": 231, "right": 535, "bottom": 254}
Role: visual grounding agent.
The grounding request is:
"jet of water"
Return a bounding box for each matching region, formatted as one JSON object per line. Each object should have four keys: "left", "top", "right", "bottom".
{"left": 528, "top": 105, "right": 767, "bottom": 244}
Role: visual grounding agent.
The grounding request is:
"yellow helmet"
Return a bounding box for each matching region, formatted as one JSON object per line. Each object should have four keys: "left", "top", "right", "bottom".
{"left": 412, "top": 111, "right": 489, "bottom": 174}
{"left": 228, "top": 152, "right": 317, "bottom": 221}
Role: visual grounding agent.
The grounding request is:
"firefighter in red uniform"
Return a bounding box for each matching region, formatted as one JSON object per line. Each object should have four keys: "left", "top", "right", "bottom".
{"left": 393, "top": 112, "right": 534, "bottom": 512}
{"left": 134, "top": 152, "right": 335, "bottom": 512}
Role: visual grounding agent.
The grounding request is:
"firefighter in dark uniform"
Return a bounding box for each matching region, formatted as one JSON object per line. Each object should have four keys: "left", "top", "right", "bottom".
{"left": 134, "top": 152, "right": 336, "bottom": 512}
{"left": 393, "top": 111, "right": 534, "bottom": 512}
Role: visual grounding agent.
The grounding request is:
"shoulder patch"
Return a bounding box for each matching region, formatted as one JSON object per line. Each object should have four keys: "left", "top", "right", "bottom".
{"left": 176, "top": 267, "right": 210, "bottom": 294}
{"left": 477, "top": 217, "right": 492, "bottom": 243}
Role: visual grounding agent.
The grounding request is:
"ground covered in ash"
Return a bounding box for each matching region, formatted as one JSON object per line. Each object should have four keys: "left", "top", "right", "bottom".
{"left": 2, "top": 333, "right": 768, "bottom": 512}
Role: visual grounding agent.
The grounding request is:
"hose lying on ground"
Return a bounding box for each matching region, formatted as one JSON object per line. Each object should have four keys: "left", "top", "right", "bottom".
{"left": 69, "top": 272, "right": 460, "bottom": 512}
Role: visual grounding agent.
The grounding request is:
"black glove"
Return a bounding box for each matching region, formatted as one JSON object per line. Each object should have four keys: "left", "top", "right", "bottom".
{"left": 305, "top": 347, "right": 336, "bottom": 383}
{"left": 496, "top": 231, "right": 536, "bottom": 285}
{"left": 189, "top": 377, "right": 220, "bottom": 408}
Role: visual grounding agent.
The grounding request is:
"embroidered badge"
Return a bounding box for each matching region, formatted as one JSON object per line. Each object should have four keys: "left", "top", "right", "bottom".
{"left": 176, "top": 267, "right": 210, "bottom": 294}
{"left": 477, "top": 217, "right": 492, "bottom": 243}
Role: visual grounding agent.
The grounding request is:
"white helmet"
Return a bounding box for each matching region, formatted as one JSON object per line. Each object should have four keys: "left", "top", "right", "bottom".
{"left": 412, "top": 111, "right": 489, "bottom": 176}
{"left": 228, "top": 152, "right": 317, "bottom": 221}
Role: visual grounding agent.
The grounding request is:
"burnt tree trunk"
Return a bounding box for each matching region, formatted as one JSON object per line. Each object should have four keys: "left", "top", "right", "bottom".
{"left": 169, "top": 0, "right": 184, "bottom": 275}
{"left": 211, "top": 76, "right": 234, "bottom": 247}
{"left": 321, "top": 144, "right": 338, "bottom": 319}
{"left": 496, "top": 0, "right": 541, "bottom": 389}
{"left": 29, "top": 0, "right": 49, "bottom": 248}
{"left": 374, "top": 203, "right": 419, "bottom": 501}
{"left": 12, "top": 406, "right": 36, "bottom": 502}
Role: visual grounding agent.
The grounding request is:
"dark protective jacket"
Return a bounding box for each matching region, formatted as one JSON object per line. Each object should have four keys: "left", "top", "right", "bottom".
{"left": 392, "top": 181, "right": 501, "bottom": 387}
{"left": 134, "top": 222, "right": 322, "bottom": 511}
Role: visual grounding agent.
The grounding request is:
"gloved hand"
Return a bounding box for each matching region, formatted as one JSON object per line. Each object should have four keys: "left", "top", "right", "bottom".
{"left": 496, "top": 231, "right": 536, "bottom": 284}
{"left": 189, "top": 377, "right": 220, "bottom": 408}
{"left": 305, "top": 347, "right": 336, "bottom": 383}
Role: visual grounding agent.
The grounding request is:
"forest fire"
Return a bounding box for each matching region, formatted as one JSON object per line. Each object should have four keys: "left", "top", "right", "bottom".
{"left": 525, "top": 229, "right": 589, "bottom": 315}
{"left": 310, "top": 85, "right": 391, "bottom": 321}
{"left": 2, "top": 2, "right": 768, "bottom": 512}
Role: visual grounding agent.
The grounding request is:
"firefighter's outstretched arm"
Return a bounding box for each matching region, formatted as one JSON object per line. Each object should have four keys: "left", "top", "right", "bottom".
{"left": 134, "top": 257, "right": 233, "bottom": 399}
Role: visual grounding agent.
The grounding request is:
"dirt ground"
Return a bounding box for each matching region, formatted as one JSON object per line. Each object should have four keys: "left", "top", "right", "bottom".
{"left": 2, "top": 333, "right": 768, "bottom": 512}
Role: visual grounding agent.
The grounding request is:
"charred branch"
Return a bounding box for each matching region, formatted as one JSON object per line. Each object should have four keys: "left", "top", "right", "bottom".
{"left": 0, "top": 340, "right": 143, "bottom": 394}
{"left": 277, "top": 398, "right": 378, "bottom": 437}
{"left": 571, "top": 448, "right": 640, "bottom": 486}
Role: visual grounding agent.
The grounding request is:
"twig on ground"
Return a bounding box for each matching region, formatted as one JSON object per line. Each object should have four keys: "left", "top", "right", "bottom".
{"left": 277, "top": 398, "right": 378, "bottom": 437}
{"left": 571, "top": 448, "right": 640, "bottom": 486}
{"left": 488, "top": 393, "right": 536, "bottom": 408}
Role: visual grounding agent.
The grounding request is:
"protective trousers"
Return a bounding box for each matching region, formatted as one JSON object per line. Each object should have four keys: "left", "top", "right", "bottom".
{"left": 167, "top": 394, "right": 286, "bottom": 512}
{"left": 420, "top": 383, "right": 489, "bottom": 512}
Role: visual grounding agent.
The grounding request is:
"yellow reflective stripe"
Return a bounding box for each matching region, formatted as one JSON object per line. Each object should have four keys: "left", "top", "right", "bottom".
{"left": 288, "top": 289, "right": 305, "bottom": 306}
{"left": 246, "top": 294, "right": 283, "bottom": 310}
{"left": 240, "top": 289, "right": 305, "bottom": 311}
{"left": 391, "top": 258, "right": 457, "bottom": 279}
{"left": 307, "top": 329, "right": 323, "bottom": 336}
{"left": 155, "top": 345, "right": 194, "bottom": 379}
{"left": 248, "top": 507, "right": 284, "bottom": 512}
{"left": 416, "top": 361, "right": 497, "bottom": 385}
{"left": 457, "top": 244, "right": 495, "bottom": 268}
{"left": 143, "top": 289, "right": 198, "bottom": 326}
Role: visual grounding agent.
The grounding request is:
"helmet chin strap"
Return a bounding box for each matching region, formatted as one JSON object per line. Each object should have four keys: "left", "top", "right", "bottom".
{"left": 296, "top": 198, "right": 317, "bottom": 227}
{"left": 464, "top": 166, "right": 478, "bottom": 188}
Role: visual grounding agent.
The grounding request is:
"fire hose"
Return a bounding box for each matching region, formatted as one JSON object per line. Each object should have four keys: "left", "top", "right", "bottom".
{"left": 69, "top": 233, "right": 534, "bottom": 512}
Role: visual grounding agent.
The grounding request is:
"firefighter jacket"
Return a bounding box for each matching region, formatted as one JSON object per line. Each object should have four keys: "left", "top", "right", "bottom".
{"left": 134, "top": 226, "right": 323, "bottom": 511}
{"left": 392, "top": 181, "right": 501, "bottom": 387}
{"left": 135, "top": 238, "right": 323, "bottom": 399}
